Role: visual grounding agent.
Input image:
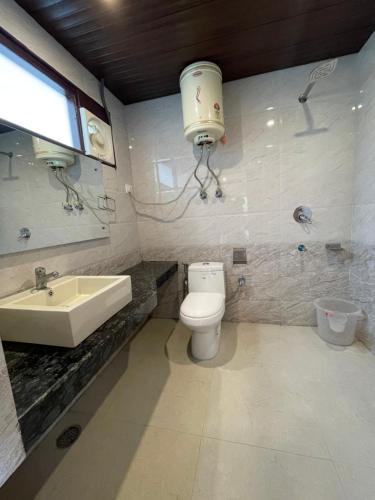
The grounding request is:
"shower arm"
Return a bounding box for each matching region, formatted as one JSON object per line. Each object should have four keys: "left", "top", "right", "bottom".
{"left": 298, "top": 82, "right": 316, "bottom": 103}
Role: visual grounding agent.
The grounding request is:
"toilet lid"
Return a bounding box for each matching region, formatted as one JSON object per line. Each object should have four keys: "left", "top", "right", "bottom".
{"left": 181, "top": 292, "right": 225, "bottom": 318}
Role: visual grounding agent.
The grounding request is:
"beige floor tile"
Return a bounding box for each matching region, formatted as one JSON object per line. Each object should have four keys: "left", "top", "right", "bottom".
{"left": 126, "top": 318, "right": 177, "bottom": 356}
{"left": 103, "top": 353, "right": 211, "bottom": 434}
{"left": 35, "top": 413, "right": 200, "bottom": 500}
{"left": 335, "top": 462, "right": 375, "bottom": 500}
{"left": 203, "top": 363, "right": 330, "bottom": 458}
{"left": 76, "top": 319, "right": 213, "bottom": 435}
{"left": 168, "top": 321, "right": 243, "bottom": 370}
{"left": 320, "top": 410, "right": 375, "bottom": 468}
{"left": 192, "top": 438, "right": 343, "bottom": 500}
{"left": 5, "top": 318, "right": 375, "bottom": 500}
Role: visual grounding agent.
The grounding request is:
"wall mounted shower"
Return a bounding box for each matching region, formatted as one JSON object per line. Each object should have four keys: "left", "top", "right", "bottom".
{"left": 298, "top": 59, "right": 337, "bottom": 103}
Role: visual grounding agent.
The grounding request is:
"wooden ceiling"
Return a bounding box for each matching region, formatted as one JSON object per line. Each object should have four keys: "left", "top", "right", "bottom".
{"left": 16, "top": 0, "right": 375, "bottom": 104}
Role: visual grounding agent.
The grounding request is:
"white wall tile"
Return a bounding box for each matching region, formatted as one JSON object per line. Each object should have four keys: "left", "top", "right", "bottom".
{"left": 125, "top": 54, "right": 357, "bottom": 252}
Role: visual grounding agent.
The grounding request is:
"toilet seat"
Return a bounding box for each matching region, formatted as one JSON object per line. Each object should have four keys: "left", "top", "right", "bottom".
{"left": 180, "top": 292, "right": 225, "bottom": 319}
{"left": 180, "top": 292, "right": 225, "bottom": 329}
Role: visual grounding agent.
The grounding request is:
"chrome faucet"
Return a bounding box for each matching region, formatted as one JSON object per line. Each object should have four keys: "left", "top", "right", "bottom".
{"left": 35, "top": 267, "right": 60, "bottom": 290}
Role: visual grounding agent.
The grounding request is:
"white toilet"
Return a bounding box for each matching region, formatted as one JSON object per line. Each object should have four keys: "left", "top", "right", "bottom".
{"left": 180, "top": 262, "right": 225, "bottom": 360}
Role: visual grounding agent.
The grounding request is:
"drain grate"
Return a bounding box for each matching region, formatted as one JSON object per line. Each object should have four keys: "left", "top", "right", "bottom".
{"left": 56, "top": 425, "right": 82, "bottom": 449}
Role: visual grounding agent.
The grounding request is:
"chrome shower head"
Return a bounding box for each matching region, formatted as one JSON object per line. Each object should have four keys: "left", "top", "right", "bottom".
{"left": 298, "top": 59, "right": 338, "bottom": 103}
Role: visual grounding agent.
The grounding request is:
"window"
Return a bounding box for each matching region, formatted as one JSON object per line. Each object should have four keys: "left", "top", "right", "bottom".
{"left": 0, "top": 42, "right": 80, "bottom": 149}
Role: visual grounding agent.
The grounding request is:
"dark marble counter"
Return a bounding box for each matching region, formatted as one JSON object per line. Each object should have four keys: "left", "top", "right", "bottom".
{"left": 3, "top": 261, "right": 177, "bottom": 452}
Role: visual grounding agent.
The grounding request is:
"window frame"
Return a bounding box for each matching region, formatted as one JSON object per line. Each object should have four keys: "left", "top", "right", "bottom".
{"left": 0, "top": 27, "right": 114, "bottom": 167}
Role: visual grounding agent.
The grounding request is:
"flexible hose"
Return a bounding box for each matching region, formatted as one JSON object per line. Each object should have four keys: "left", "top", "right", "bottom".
{"left": 206, "top": 145, "right": 221, "bottom": 189}
{"left": 193, "top": 145, "right": 206, "bottom": 191}
{"left": 53, "top": 168, "right": 109, "bottom": 225}
{"left": 54, "top": 169, "right": 72, "bottom": 205}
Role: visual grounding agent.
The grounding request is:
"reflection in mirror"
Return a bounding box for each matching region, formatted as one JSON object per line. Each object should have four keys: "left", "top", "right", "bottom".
{"left": 0, "top": 123, "right": 110, "bottom": 255}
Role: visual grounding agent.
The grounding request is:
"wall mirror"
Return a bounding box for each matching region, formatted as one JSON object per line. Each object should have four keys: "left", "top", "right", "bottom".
{"left": 0, "top": 121, "right": 110, "bottom": 255}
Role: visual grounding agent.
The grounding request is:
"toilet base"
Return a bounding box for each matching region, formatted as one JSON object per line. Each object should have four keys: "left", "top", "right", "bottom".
{"left": 191, "top": 323, "right": 221, "bottom": 360}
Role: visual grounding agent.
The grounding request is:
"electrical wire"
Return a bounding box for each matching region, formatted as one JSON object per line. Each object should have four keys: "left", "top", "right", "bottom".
{"left": 129, "top": 145, "right": 204, "bottom": 206}
{"left": 128, "top": 143, "right": 223, "bottom": 223}
{"left": 129, "top": 168, "right": 211, "bottom": 223}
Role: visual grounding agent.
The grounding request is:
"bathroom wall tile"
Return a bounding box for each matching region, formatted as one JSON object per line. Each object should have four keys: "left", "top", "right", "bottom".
{"left": 227, "top": 274, "right": 279, "bottom": 302}
{"left": 352, "top": 204, "right": 375, "bottom": 246}
{"left": 280, "top": 99, "right": 355, "bottom": 211}
{"left": 280, "top": 241, "right": 352, "bottom": 275}
{"left": 280, "top": 206, "right": 352, "bottom": 244}
{"left": 220, "top": 243, "right": 280, "bottom": 278}
{"left": 279, "top": 274, "right": 312, "bottom": 302}
{"left": 223, "top": 72, "right": 279, "bottom": 117}
{"left": 357, "top": 32, "right": 375, "bottom": 87}
{"left": 0, "top": 364, "right": 25, "bottom": 486}
{"left": 280, "top": 300, "right": 316, "bottom": 326}
{"left": 225, "top": 298, "right": 281, "bottom": 324}
{"left": 123, "top": 53, "right": 359, "bottom": 328}
{"left": 349, "top": 35, "right": 375, "bottom": 349}
{"left": 350, "top": 243, "right": 375, "bottom": 284}
{"left": 350, "top": 273, "right": 375, "bottom": 303}
{"left": 309, "top": 269, "right": 352, "bottom": 301}
{"left": 355, "top": 302, "right": 375, "bottom": 352}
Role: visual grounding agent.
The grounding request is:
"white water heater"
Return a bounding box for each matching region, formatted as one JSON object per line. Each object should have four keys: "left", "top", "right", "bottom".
{"left": 32, "top": 137, "right": 75, "bottom": 168}
{"left": 179, "top": 61, "right": 225, "bottom": 145}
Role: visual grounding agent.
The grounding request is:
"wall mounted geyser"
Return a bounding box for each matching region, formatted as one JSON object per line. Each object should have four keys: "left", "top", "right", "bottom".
{"left": 180, "top": 61, "right": 225, "bottom": 199}
{"left": 128, "top": 61, "right": 226, "bottom": 220}
{"left": 180, "top": 61, "right": 225, "bottom": 146}
{"left": 298, "top": 59, "right": 338, "bottom": 103}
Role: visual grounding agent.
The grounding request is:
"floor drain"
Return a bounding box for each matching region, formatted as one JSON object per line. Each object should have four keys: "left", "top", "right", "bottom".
{"left": 56, "top": 425, "right": 82, "bottom": 449}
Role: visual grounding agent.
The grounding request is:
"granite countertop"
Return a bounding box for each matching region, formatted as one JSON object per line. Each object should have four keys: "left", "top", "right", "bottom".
{"left": 3, "top": 261, "right": 177, "bottom": 451}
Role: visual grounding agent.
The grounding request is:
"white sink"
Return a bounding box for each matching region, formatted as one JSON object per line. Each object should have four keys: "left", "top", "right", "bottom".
{"left": 0, "top": 275, "right": 132, "bottom": 347}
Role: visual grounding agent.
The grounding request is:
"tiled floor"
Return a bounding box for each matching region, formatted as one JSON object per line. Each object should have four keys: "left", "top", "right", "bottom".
{"left": 3, "top": 319, "right": 375, "bottom": 499}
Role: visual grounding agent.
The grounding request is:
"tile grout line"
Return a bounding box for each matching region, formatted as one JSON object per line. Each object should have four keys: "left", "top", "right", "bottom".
{"left": 189, "top": 354, "right": 218, "bottom": 500}
{"left": 331, "top": 460, "right": 349, "bottom": 500}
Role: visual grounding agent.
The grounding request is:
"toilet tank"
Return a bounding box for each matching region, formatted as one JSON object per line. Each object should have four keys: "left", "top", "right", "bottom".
{"left": 188, "top": 262, "right": 225, "bottom": 295}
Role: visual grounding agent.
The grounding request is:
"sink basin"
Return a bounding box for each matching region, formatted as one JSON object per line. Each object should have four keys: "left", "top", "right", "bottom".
{"left": 0, "top": 275, "right": 132, "bottom": 347}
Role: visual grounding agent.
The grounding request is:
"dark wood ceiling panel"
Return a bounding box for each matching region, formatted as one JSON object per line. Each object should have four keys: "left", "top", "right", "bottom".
{"left": 15, "top": 0, "right": 375, "bottom": 104}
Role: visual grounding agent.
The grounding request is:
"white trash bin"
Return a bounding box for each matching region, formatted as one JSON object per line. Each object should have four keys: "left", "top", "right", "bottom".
{"left": 314, "top": 297, "right": 363, "bottom": 346}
